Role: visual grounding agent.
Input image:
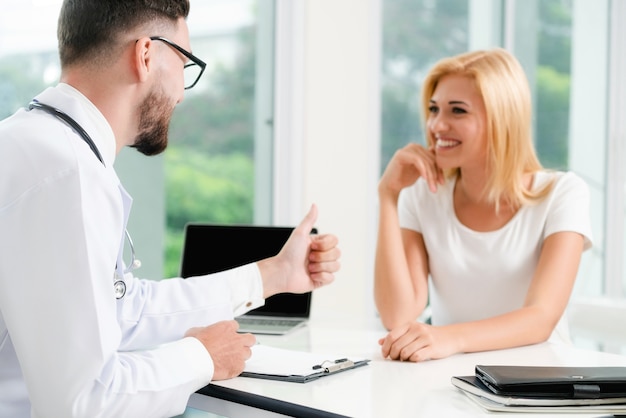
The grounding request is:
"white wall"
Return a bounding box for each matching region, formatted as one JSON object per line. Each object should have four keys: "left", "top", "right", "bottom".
{"left": 274, "top": 0, "right": 382, "bottom": 322}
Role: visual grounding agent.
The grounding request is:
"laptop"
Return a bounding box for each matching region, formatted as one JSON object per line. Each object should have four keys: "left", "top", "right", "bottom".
{"left": 179, "top": 223, "right": 314, "bottom": 335}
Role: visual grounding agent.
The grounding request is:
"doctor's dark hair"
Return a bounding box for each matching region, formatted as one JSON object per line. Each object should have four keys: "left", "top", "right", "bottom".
{"left": 57, "top": 0, "right": 190, "bottom": 68}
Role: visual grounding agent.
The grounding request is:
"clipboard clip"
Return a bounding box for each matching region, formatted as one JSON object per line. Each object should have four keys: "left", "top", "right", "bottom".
{"left": 312, "top": 358, "right": 355, "bottom": 374}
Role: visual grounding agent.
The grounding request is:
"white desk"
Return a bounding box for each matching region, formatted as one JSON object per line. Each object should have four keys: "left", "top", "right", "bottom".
{"left": 179, "top": 316, "right": 626, "bottom": 417}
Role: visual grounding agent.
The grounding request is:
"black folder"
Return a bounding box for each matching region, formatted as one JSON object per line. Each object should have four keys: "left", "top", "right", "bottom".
{"left": 474, "top": 365, "right": 626, "bottom": 399}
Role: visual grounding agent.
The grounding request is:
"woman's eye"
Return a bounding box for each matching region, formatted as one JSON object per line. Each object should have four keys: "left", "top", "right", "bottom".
{"left": 428, "top": 105, "right": 439, "bottom": 113}
{"left": 452, "top": 107, "right": 467, "bottom": 114}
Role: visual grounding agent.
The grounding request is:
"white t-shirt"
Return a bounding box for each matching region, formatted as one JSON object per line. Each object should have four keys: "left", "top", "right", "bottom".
{"left": 398, "top": 171, "right": 593, "bottom": 342}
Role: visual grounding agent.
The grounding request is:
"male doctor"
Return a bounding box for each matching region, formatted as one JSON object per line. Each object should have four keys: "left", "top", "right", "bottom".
{"left": 0, "top": 1, "right": 341, "bottom": 417}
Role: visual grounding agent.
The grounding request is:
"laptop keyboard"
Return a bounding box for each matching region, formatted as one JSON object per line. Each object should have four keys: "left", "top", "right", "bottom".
{"left": 236, "top": 317, "right": 306, "bottom": 334}
{"left": 237, "top": 317, "right": 303, "bottom": 327}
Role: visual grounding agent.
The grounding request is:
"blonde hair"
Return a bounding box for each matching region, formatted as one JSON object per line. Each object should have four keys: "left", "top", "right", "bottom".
{"left": 421, "top": 48, "right": 551, "bottom": 208}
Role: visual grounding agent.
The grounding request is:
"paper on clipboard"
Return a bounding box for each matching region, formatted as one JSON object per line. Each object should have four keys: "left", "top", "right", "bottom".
{"left": 240, "top": 344, "right": 370, "bottom": 383}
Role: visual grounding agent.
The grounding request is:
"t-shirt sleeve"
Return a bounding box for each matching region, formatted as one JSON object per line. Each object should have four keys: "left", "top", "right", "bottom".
{"left": 544, "top": 172, "right": 593, "bottom": 251}
{"left": 398, "top": 179, "right": 425, "bottom": 233}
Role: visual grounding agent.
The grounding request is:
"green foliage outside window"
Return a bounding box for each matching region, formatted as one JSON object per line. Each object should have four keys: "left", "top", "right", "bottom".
{"left": 163, "top": 148, "right": 254, "bottom": 276}
{"left": 534, "top": 0, "right": 572, "bottom": 170}
{"left": 164, "top": 24, "right": 257, "bottom": 277}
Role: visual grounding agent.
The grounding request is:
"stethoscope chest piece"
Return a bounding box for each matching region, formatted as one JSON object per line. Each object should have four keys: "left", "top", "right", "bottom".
{"left": 114, "top": 279, "right": 126, "bottom": 299}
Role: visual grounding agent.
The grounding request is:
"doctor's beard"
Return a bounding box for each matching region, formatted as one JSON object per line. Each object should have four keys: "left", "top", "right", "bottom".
{"left": 132, "top": 88, "right": 173, "bottom": 156}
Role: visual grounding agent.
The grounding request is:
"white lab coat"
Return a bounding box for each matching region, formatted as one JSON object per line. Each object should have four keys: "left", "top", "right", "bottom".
{"left": 0, "top": 84, "right": 264, "bottom": 418}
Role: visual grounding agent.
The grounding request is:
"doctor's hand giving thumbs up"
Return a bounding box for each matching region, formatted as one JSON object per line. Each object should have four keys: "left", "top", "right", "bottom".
{"left": 258, "top": 203, "right": 341, "bottom": 297}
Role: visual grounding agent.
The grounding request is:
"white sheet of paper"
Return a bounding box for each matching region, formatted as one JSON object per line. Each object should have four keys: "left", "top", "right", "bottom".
{"left": 244, "top": 345, "right": 360, "bottom": 377}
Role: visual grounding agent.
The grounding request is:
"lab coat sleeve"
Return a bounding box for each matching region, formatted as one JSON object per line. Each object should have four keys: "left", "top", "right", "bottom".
{"left": 116, "top": 264, "right": 265, "bottom": 351}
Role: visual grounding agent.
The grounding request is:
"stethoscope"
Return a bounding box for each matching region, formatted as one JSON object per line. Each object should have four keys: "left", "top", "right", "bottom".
{"left": 27, "top": 99, "right": 140, "bottom": 299}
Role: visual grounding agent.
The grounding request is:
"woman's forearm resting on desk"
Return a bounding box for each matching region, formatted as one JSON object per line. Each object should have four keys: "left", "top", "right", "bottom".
{"left": 379, "top": 305, "right": 563, "bottom": 362}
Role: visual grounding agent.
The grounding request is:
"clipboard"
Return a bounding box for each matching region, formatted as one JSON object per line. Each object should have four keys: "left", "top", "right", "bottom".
{"left": 240, "top": 344, "right": 371, "bottom": 383}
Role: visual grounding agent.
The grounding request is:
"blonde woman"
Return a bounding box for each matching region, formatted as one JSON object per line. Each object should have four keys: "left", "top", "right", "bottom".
{"left": 374, "top": 48, "right": 592, "bottom": 362}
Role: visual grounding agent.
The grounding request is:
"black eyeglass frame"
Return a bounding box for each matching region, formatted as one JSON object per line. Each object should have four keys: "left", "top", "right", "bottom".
{"left": 149, "top": 36, "right": 207, "bottom": 90}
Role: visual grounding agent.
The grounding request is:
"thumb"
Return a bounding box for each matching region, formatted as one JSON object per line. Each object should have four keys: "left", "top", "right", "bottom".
{"left": 295, "top": 204, "right": 318, "bottom": 235}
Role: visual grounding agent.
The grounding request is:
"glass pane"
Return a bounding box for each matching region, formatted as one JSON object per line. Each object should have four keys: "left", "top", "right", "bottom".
{"left": 0, "top": 3, "right": 60, "bottom": 119}
{"left": 521, "top": 0, "right": 603, "bottom": 299}
{"left": 165, "top": 0, "right": 262, "bottom": 277}
{"left": 381, "top": 0, "right": 469, "bottom": 173}
{"left": 533, "top": 0, "right": 572, "bottom": 170}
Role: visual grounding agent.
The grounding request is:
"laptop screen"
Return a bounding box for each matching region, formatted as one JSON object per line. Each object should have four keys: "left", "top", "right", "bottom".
{"left": 179, "top": 224, "right": 313, "bottom": 317}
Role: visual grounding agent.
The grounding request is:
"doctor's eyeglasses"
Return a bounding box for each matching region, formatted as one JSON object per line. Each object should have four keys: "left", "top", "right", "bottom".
{"left": 149, "top": 36, "right": 207, "bottom": 90}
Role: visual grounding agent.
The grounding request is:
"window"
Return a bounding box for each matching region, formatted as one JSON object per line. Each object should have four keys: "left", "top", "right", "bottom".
{"left": 0, "top": 3, "right": 60, "bottom": 119}
{"left": 381, "top": 0, "right": 469, "bottom": 172}
{"left": 163, "top": 0, "right": 275, "bottom": 277}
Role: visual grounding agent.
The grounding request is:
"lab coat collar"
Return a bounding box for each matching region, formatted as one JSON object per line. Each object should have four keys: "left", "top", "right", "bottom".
{"left": 34, "top": 83, "right": 117, "bottom": 167}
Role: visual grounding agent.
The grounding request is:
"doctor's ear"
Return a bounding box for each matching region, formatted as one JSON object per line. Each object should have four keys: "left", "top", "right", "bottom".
{"left": 133, "top": 37, "right": 154, "bottom": 85}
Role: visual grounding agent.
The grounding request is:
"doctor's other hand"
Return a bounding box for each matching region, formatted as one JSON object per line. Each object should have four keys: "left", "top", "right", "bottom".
{"left": 378, "top": 321, "right": 460, "bottom": 362}
{"left": 185, "top": 320, "right": 256, "bottom": 380}
{"left": 258, "top": 204, "right": 340, "bottom": 298}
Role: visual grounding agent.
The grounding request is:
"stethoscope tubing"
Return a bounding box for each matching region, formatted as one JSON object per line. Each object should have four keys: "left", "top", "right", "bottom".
{"left": 28, "top": 100, "right": 106, "bottom": 166}
{"left": 27, "top": 99, "right": 139, "bottom": 298}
